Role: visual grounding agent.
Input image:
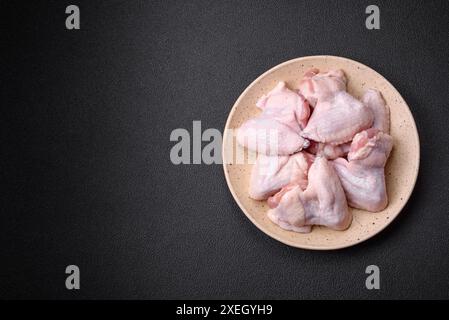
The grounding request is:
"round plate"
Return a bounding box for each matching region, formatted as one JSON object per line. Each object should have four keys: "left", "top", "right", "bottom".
{"left": 222, "top": 55, "right": 420, "bottom": 250}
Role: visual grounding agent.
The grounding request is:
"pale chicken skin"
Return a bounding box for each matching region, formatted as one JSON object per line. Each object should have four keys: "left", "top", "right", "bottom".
{"left": 267, "top": 157, "right": 352, "bottom": 233}
{"left": 256, "top": 81, "right": 310, "bottom": 130}
{"left": 333, "top": 129, "right": 393, "bottom": 212}
{"left": 298, "top": 68, "right": 347, "bottom": 107}
{"left": 237, "top": 82, "right": 310, "bottom": 155}
{"left": 362, "top": 89, "right": 390, "bottom": 134}
{"left": 301, "top": 91, "right": 374, "bottom": 145}
{"left": 249, "top": 152, "right": 314, "bottom": 200}
{"left": 237, "top": 118, "right": 309, "bottom": 155}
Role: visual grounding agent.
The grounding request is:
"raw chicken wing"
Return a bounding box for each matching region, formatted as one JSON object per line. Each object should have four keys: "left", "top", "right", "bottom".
{"left": 333, "top": 129, "right": 393, "bottom": 212}
{"left": 256, "top": 81, "right": 310, "bottom": 130}
{"left": 301, "top": 91, "right": 374, "bottom": 145}
{"left": 362, "top": 89, "right": 390, "bottom": 133}
{"left": 298, "top": 69, "right": 347, "bottom": 107}
{"left": 249, "top": 152, "right": 314, "bottom": 200}
{"left": 237, "top": 118, "right": 309, "bottom": 155}
{"left": 267, "top": 157, "right": 351, "bottom": 233}
{"left": 237, "top": 82, "right": 310, "bottom": 155}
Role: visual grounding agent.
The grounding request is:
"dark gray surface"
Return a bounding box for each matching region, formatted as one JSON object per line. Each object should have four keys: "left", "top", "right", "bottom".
{"left": 2, "top": 0, "right": 449, "bottom": 299}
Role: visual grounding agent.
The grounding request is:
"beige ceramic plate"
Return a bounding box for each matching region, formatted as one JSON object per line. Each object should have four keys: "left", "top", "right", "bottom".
{"left": 222, "top": 55, "right": 420, "bottom": 250}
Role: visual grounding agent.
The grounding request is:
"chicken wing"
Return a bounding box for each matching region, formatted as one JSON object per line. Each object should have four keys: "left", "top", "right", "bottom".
{"left": 256, "top": 81, "right": 310, "bottom": 130}
{"left": 301, "top": 91, "right": 374, "bottom": 145}
{"left": 237, "top": 118, "right": 309, "bottom": 155}
{"left": 333, "top": 129, "right": 393, "bottom": 212}
{"left": 362, "top": 89, "right": 390, "bottom": 133}
{"left": 237, "top": 82, "right": 310, "bottom": 155}
{"left": 267, "top": 157, "right": 351, "bottom": 233}
{"left": 249, "top": 152, "right": 314, "bottom": 200}
{"left": 298, "top": 68, "right": 347, "bottom": 107}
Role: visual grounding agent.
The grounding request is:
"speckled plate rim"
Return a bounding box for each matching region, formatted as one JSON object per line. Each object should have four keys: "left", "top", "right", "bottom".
{"left": 222, "top": 55, "right": 420, "bottom": 250}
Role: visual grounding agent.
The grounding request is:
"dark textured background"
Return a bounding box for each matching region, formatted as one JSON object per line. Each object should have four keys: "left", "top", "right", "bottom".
{"left": 2, "top": 0, "right": 449, "bottom": 299}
